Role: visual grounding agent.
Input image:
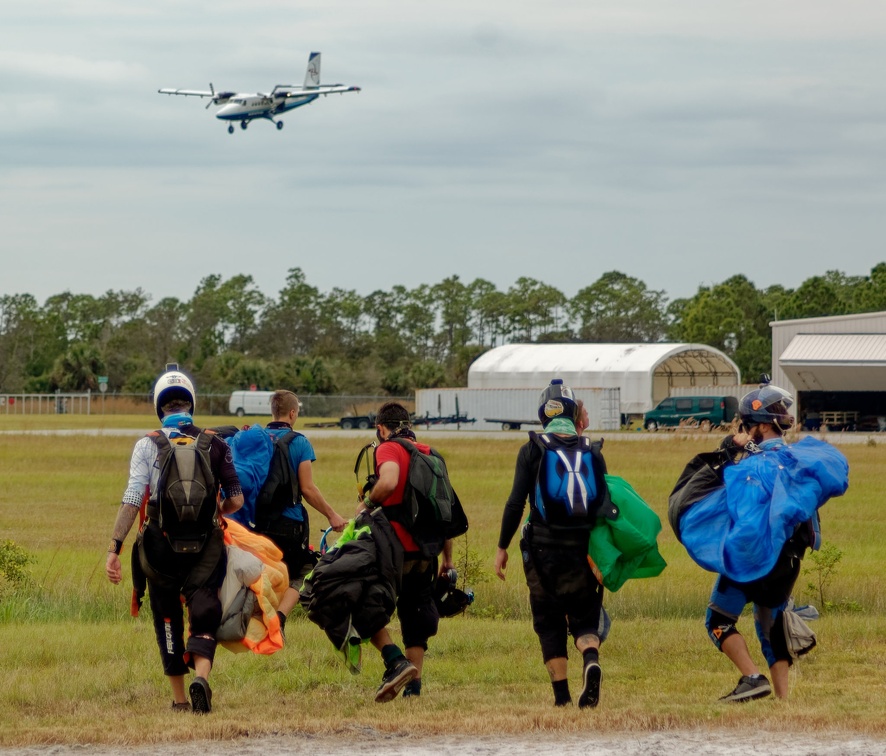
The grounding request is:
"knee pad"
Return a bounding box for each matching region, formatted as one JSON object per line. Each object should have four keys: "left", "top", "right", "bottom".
{"left": 706, "top": 607, "right": 739, "bottom": 651}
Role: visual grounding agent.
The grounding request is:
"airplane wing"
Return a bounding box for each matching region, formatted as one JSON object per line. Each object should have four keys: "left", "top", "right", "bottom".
{"left": 158, "top": 88, "right": 215, "bottom": 98}
{"left": 279, "top": 85, "right": 361, "bottom": 99}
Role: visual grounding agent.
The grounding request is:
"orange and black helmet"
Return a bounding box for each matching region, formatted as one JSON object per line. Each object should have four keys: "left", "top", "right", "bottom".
{"left": 739, "top": 384, "right": 794, "bottom": 430}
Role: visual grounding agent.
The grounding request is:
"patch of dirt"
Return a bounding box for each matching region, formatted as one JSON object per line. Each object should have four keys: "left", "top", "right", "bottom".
{"left": 6, "top": 731, "right": 885, "bottom": 756}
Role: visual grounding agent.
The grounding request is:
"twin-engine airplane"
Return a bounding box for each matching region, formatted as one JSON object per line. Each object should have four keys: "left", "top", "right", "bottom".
{"left": 158, "top": 52, "right": 360, "bottom": 133}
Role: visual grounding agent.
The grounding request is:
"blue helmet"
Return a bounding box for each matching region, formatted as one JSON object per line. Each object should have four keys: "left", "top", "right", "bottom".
{"left": 537, "top": 378, "right": 579, "bottom": 426}
{"left": 739, "top": 384, "right": 794, "bottom": 430}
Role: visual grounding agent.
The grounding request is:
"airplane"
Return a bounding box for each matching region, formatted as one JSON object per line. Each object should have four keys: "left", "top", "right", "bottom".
{"left": 158, "top": 52, "right": 360, "bottom": 134}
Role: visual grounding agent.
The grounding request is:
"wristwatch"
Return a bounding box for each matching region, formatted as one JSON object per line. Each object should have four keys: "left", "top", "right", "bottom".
{"left": 108, "top": 539, "right": 123, "bottom": 555}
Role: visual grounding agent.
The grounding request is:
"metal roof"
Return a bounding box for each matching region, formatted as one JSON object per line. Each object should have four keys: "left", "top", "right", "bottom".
{"left": 780, "top": 333, "right": 886, "bottom": 391}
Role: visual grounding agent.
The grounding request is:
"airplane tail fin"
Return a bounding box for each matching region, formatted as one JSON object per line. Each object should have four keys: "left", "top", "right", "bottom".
{"left": 304, "top": 52, "right": 321, "bottom": 88}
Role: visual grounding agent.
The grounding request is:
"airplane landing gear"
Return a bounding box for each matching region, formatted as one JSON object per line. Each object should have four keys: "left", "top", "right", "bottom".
{"left": 228, "top": 125, "right": 234, "bottom": 134}
{"left": 276, "top": 120, "right": 284, "bottom": 130}
{"left": 240, "top": 120, "right": 248, "bottom": 130}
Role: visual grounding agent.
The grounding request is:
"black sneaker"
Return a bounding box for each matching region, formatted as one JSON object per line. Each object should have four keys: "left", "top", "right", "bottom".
{"left": 171, "top": 701, "right": 191, "bottom": 713}
{"left": 189, "top": 676, "right": 213, "bottom": 714}
{"left": 402, "top": 680, "right": 421, "bottom": 698}
{"left": 375, "top": 657, "right": 417, "bottom": 703}
{"left": 719, "top": 674, "right": 771, "bottom": 703}
{"left": 578, "top": 661, "right": 602, "bottom": 709}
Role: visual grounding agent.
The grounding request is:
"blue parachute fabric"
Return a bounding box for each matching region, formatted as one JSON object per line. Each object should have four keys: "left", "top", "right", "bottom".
{"left": 225, "top": 424, "right": 274, "bottom": 527}
{"left": 680, "top": 437, "right": 848, "bottom": 583}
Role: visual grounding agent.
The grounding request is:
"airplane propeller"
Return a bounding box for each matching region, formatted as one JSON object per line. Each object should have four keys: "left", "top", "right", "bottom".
{"left": 205, "top": 83, "right": 235, "bottom": 108}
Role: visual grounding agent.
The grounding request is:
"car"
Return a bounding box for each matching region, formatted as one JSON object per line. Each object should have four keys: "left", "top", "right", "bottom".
{"left": 644, "top": 395, "right": 738, "bottom": 432}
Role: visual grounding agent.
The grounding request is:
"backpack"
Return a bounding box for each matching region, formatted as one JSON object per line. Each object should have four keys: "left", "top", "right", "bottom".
{"left": 530, "top": 431, "right": 606, "bottom": 527}
{"left": 359, "top": 437, "right": 468, "bottom": 556}
{"left": 227, "top": 425, "right": 302, "bottom": 532}
{"left": 147, "top": 430, "right": 219, "bottom": 552}
{"left": 385, "top": 437, "right": 468, "bottom": 537}
{"left": 255, "top": 431, "right": 302, "bottom": 532}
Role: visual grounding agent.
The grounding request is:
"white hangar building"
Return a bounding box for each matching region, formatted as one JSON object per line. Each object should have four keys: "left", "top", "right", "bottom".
{"left": 467, "top": 343, "right": 741, "bottom": 416}
{"left": 771, "top": 310, "right": 886, "bottom": 431}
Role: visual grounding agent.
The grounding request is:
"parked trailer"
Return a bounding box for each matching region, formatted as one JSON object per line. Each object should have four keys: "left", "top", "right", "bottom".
{"left": 339, "top": 413, "right": 375, "bottom": 430}
{"left": 485, "top": 418, "right": 542, "bottom": 431}
{"left": 415, "top": 387, "right": 621, "bottom": 432}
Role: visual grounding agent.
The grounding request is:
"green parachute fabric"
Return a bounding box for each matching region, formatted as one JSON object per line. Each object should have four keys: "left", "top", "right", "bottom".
{"left": 588, "top": 474, "right": 666, "bottom": 592}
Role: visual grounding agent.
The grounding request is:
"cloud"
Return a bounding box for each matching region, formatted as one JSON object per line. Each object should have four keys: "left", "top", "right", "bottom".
{"left": 0, "top": 51, "right": 147, "bottom": 85}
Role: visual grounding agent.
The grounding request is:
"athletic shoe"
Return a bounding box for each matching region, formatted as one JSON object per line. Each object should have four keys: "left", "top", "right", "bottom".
{"left": 719, "top": 675, "right": 772, "bottom": 703}
{"left": 375, "top": 657, "right": 417, "bottom": 703}
{"left": 189, "top": 676, "right": 213, "bottom": 714}
{"left": 171, "top": 701, "right": 191, "bottom": 713}
{"left": 578, "top": 660, "right": 602, "bottom": 709}
{"left": 402, "top": 680, "right": 421, "bottom": 698}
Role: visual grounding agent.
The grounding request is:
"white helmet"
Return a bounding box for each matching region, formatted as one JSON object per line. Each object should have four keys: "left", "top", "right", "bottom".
{"left": 152, "top": 364, "right": 196, "bottom": 420}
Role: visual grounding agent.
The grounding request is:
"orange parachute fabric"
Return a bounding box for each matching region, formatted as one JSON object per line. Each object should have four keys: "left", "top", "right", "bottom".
{"left": 221, "top": 518, "right": 289, "bottom": 655}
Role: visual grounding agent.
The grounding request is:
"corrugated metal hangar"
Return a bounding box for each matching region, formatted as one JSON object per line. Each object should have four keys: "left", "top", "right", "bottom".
{"left": 771, "top": 311, "right": 886, "bottom": 431}
{"left": 468, "top": 343, "right": 740, "bottom": 415}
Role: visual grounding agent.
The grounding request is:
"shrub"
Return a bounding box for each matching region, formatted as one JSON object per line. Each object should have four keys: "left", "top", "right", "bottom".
{"left": 0, "top": 540, "right": 33, "bottom": 594}
{"left": 803, "top": 543, "right": 842, "bottom": 609}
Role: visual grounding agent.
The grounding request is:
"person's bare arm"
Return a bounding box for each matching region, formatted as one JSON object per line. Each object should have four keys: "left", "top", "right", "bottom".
{"left": 366, "top": 460, "right": 400, "bottom": 507}
{"left": 440, "top": 539, "right": 454, "bottom": 572}
{"left": 494, "top": 547, "right": 509, "bottom": 581}
{"left": 105, "top": 504, "right": 139, "bottom": 585}
{"left": 299, "top": 460, "right": 347, "bottom": 531}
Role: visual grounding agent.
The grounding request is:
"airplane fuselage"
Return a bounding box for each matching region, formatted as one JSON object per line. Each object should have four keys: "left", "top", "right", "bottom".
{"left": 158, "top": 52, "right": 359, "bottom": 133}
{"left": 215, "top": 93, "right": 319, "bottom": 122}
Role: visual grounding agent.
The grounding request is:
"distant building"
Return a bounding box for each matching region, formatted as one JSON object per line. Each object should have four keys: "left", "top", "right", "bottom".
{"left": 771, "top": 311, "right": 886, "bottom": 431}
{"left": 467, "top": 343, "right": 740, "bottom": 416}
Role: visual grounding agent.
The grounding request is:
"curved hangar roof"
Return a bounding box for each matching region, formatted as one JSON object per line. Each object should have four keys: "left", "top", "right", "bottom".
{"left": 467, "top": 343, "right": 741, "bottom": 414}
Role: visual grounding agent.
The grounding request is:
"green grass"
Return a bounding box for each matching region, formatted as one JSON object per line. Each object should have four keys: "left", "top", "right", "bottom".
{"left": 0, "top": 428, "right": 884, "bottom": 744}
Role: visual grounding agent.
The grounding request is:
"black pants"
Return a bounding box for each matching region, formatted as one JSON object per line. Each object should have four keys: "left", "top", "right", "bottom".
{"left": 140, "top": 525, "right": 226, "bottom": 676}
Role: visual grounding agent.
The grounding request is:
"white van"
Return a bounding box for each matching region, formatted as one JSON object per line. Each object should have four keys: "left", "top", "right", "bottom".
{"left": 228, "top": 390, "right": 274, "bottom": 417}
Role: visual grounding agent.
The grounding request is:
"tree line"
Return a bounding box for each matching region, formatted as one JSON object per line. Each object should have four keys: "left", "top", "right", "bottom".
{"left": 2, "top": 265, "right": 885, "bottom": 396}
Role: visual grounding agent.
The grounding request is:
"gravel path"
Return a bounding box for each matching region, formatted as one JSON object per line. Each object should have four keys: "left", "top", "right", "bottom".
{"left": 6, "top": 731, "right": 886, "bottom": 756}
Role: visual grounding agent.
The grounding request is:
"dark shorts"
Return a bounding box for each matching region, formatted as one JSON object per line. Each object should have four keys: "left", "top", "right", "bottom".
{"left": 397, "top": 555, "right": 440, "bottom": 650}
{"left": 706, "top": 548, "right": 802, "bottom": 667}
{"left": 521, "top": 524, "right": 603, "bottom": 662}
{"left": 260, "top": 517, "right": 315, "bottom": 589}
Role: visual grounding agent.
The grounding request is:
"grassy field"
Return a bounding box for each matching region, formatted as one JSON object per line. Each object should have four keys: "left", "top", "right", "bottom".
{"left": 1, "top": 418, "right": 884, "bottom": 746}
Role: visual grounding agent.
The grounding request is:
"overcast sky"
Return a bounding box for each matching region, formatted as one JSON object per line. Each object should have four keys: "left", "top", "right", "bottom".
{"left": 2, "top": 1, "right": 885, "bottom": 308}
